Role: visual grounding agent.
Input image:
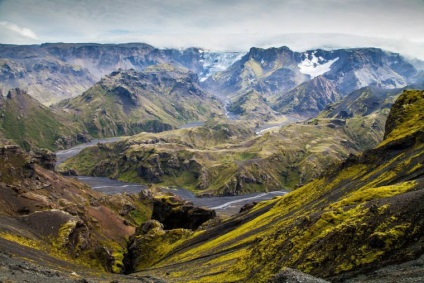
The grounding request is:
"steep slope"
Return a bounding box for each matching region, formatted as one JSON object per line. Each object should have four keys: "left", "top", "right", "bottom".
{"left": 323, "top": 48, "right": 417, "bottom": 94}
{"left": 129, "top": 89, "right": 424, "bottom": 282}
{"left": 0, "top": 56, "right": 96, "bottom": 105}
{"left": 203, "top": 46, "right": 308, "bottom": 96}
{"left": 227, "top": 90, "right": 281, "bottom": 122}
{"left": 0, "top": 88, "right": 86, "bottom": 150}
{"left": 272, "top": 75, "right": 341, "bottom": 116}
{"left": 0, "top": 43, "right": 243, "bottom": 104}
{"left": 0, "top": 141, "right": 153, "bottom": 275}
{"left": 318, "top": 86, "right": 400, "bottom": 119}
{"left": 55, "top": 65, "right": 223, "bottom": 138}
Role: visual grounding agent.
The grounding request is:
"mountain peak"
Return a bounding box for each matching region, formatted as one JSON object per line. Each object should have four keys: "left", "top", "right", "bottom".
{"left": 383, "top": 89, "right": 424, "bottom": 144}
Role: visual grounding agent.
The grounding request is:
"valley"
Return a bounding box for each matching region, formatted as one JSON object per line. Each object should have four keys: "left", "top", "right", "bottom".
{"left": 0, "top": 41, "right": 424, "bottom": 283}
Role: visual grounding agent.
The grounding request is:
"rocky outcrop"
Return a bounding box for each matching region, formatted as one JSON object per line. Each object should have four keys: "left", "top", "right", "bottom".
{"left": 31, "top": 148, "right": 57, "bottom": 170}
{"left": 152, "top": 194, "right": 216, "bottom": 230}
{"left": 126, "top": 219, "right": 193, "bottom": 271}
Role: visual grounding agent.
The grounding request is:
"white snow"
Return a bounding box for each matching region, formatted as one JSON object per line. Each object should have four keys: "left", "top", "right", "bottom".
{"left": 298, "top": 52, "right": 339, "bottom": 78}
{"left": 199, "top": 51, "right": 244, "bottom": 82}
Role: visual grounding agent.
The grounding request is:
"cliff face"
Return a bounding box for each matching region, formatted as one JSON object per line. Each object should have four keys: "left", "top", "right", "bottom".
{"left": 128, "top": 90, "right": 424, "bottom": 282}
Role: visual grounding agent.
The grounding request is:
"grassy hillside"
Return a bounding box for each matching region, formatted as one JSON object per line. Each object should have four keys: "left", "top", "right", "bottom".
{"left": 0, "top": 88, "right": 84, "bottom": 151}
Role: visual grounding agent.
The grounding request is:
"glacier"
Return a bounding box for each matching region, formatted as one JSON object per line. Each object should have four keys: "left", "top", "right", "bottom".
{"left": 199, "top": 51, "right": 244, "bottom": 81}
{"left": 298, "top": 51, "right": 339, "bottom": 78}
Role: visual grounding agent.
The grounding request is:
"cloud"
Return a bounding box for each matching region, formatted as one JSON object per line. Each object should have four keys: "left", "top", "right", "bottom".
{"left": 0, "top": 0, "right": 423, "bottom": 59}
{"left": 0, "top": 21, "right": 38, "bottom": 39}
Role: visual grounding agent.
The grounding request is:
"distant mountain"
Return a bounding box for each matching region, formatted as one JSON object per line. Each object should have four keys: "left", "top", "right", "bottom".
{"left": 205, "top": 46, "right": 422, "bottom": 118}
{"left": 272, "top": 76, "right": 340, "bottom": 116}
{"left": 203, "top": 46, "right": 308, "bottom": 97}
{"left": 0, "top": 88, "right": 85, "bottom": 150}
{"left": 55, "top": 65, "right": 223, "bottom": 138}
{"left": 0, "top": 43, "right": 242, "bottom": 104}
{"left": 1, "top": 43, "right": 423, "bottom": 123}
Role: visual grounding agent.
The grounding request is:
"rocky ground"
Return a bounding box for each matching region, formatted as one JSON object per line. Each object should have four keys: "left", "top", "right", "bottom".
{"left": 0, "top": 249, "right": 166, "bottom": 283}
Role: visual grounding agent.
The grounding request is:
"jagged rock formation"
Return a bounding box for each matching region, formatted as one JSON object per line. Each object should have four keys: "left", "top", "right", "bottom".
{"left": 203, "top": 46, "right": 308, "bottom": 96}
{"left": 151, "top": 194, "right": 216, "bottom": 230}
{"left": 273, "top": 76, "right": 340, "bottom": 116}
{"left": 128, "top": 89, "right": 424, "bottom": 282}
{"left": 54, "top": 66, "right": 223, "bottom": 138}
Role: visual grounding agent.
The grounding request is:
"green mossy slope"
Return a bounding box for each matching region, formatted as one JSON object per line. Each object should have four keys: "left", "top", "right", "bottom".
{"left": 131, "top": 90, "right": 424, "bottom": 282}
{"left": 0, "top": 88, "right": 83, "bottom": 150}
{"left": 55, "top": 66, "right": 223, "bottom": 138}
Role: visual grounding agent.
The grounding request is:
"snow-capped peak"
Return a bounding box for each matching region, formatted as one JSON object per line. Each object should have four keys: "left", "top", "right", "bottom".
{"left": 298, "top": 51, "right": 339, "bottom": 79}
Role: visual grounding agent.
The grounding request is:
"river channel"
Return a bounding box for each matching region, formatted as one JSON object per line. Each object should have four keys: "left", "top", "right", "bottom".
{"left": 56, "top": 137, "right": 287, "bottom": 216}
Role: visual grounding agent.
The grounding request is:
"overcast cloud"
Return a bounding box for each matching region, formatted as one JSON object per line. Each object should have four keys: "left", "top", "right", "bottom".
{"left": 0, "top": 0, "right": 423, "bottom": 59}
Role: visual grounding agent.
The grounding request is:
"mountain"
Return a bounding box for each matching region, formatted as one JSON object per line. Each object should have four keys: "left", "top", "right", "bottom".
{"left": 54, "top": 65, "right": 223, "bottom": 138}
{"left": 272, "top": 75, "right": 340, "bottom": 116}
{"left": 0, "top": 56, "right": 96, "bottom": 105}
{"left": 321, "top": 48, "right": 417, "bottom": 94}
{"left": 203, "top": 46, "right": 308, "bottom": 97}
{"left": 125, "top": 89, "right": 424, "bottom": 282}
{"left": 205, "top": 46, "right": 422, "bottom": 119}
{"left": 0, "top": 88, "right": 86, "bottom": 150}
{"left": 0, "top": 43, "right": 242, "bottom": 104}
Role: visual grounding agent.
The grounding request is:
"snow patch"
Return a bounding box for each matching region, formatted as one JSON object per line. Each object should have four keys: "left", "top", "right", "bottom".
{"left": 298, "top": 52, "right": 339, "bottom": 78}
{"left": 199, "top": 52, "right": 244, "bottom": 82}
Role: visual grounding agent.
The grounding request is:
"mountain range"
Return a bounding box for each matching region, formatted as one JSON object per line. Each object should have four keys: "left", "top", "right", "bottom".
{"left": 0, "top": 43, "right": 242, "bottom": 104}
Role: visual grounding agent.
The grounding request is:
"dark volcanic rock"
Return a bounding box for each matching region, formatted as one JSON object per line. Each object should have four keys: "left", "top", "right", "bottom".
{"left": 31, "top": 148, "right": 57, "bottom": 170}
{"left": 239, "top": 201, "right": 258, "bottom": 213}
{"left": 151, "top": 195, "right": 216, "bottom": 230}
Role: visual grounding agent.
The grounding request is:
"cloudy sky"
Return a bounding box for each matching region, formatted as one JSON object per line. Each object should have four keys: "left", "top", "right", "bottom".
{"left": 1, "top": 0, "right": 424, "bottom": 58}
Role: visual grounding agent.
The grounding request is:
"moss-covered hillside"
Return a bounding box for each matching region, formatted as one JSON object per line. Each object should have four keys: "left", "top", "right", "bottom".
{"left": 60, "top": 100, "right": 387, "bottom": 195}
{"left": 0, "top": 88, "right": 86, "bottom": 151}
{"left": 55, "top": 65, "right": 223, "bottom": 138}
{"left": 129, "top": 89, "right": 424, "bottom": 282}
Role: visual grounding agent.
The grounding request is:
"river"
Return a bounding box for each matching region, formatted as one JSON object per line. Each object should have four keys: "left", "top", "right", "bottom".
{"left": 56, "top": 136, "right": 287, "bottom": 216}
